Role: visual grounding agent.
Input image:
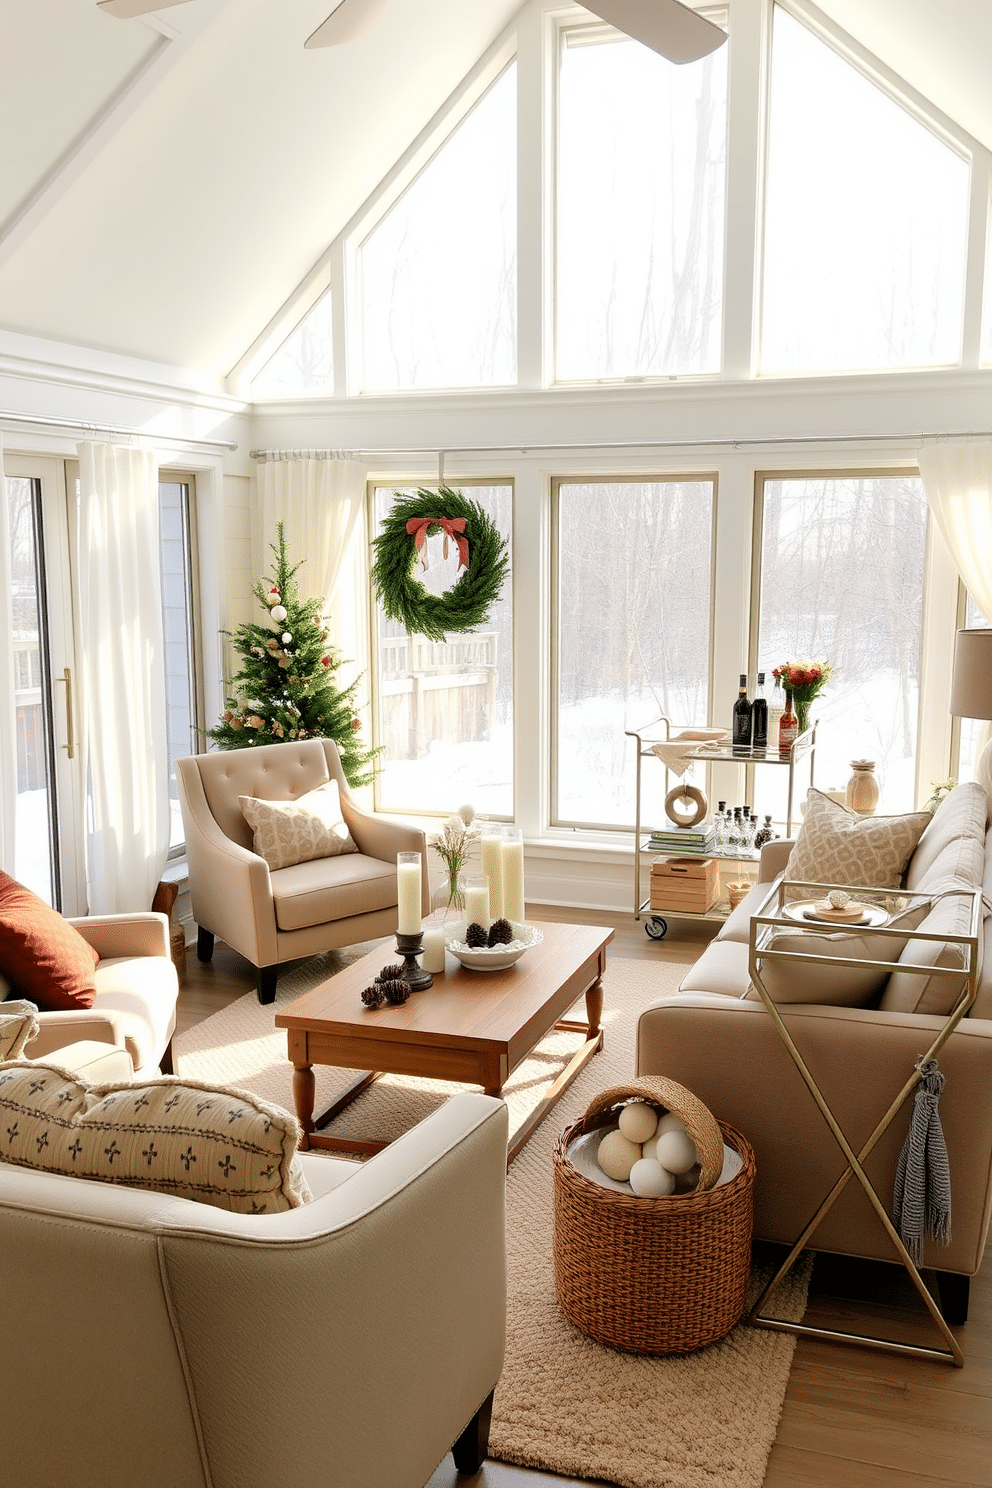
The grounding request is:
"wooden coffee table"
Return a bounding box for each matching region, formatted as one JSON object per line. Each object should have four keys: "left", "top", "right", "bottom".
{"left": 274, "top": 920, "right": 614, "bottom": 1164}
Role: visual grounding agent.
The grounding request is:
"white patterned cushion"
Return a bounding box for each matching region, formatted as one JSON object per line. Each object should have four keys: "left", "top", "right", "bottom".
{"left": 786, "top": 790, "right": 931, "bottom": 900}
{"left": 240, "top": 779, "right": 358, "bottom": 870}
{"left": 0, "top": 1000, "right": 40, "bottom": 1060}
{"left": 0, "top": 1064, "right": 312, "bottom": 1214}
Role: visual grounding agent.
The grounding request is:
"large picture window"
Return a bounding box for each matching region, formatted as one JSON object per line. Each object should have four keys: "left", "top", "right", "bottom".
{"left": 761, "top": 7, "right": 969, "bottom": 374}
{"left": 357, "top": 65, "right": 517, "bottom": 392}
{"left": 555, "top": 22, "right": 727, "bottom": 382}
{"left": 554, "top": 478, "right": 714, "bottom": 829}
{"left": 754, "top": 473, "right": 928, "bottom": 816}
{"left": 371, "top": 483, "right": 513, "bottom": 818}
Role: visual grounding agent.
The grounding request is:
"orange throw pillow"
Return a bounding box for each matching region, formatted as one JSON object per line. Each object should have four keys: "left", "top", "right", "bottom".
{"left": 0, "top": 872, "right": 100, "bottom": 1011}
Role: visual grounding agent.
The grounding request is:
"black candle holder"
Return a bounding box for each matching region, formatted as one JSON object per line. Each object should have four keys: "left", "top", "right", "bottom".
{"left": 395, "top": 930, "right": 434, "bottom": 991}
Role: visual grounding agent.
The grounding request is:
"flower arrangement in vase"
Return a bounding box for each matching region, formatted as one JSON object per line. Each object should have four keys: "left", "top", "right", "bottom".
{"left": 428, "top": 805, "right": 479, "bottom": 918}
{"left": 772, "top": 659, "right": 833, "bottom": 738}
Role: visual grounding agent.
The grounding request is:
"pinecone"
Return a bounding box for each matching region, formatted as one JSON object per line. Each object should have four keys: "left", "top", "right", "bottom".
{"left": 378, "top": 963, "right": 404, "bottom": 981}
{"left": 383, "top": 978, "right": 410, "bottom": 1004}
{"left": 488, "top": 917, "right": 514, "bottom": 946}
{"left": 361, "top": 984, "right": 385, "bottom": 1009}
{"left": 465, "top": 922, "right": 489, "bottom": 949}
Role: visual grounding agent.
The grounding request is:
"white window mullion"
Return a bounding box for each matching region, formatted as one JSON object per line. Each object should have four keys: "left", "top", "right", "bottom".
{"left": 516, "top": 1, "right": 550, "bottom": 389}
{"left": 721, "top": 0, "right": 770, "bottom": 381}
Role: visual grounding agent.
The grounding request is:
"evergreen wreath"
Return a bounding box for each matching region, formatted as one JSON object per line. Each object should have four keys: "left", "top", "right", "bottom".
{"left": 371, "top": 487, "right": 509, "bottom": 643}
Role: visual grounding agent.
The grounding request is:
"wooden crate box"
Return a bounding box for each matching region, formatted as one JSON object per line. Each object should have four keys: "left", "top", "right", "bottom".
{"left": 649, "top": 856, "right": 720, "bottom": 914}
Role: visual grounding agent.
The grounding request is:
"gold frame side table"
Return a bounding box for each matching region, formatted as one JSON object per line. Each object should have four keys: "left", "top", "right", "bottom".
{"left": 745, "top": 876, "right": 980, "bottom": 1367}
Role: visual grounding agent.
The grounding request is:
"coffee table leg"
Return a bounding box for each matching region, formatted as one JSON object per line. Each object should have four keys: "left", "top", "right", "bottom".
{"left": 293, "top": 1063, "right": 316, "bottom": 1150}
{"left": 585, "top": 977, "right": 604, "bottom": 1042}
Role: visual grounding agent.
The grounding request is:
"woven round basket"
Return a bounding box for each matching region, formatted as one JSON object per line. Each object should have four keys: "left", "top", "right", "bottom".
{"left": 552, "top": 1076, "right": 756, "bottom": 1355}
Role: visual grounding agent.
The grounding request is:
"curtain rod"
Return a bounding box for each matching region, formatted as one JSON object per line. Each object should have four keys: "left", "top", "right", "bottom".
{"left": 250, "top": 431, "right": 992, "bottom": 459}
{"left": 0, "top": 409, "right": 238, "bottom": 453}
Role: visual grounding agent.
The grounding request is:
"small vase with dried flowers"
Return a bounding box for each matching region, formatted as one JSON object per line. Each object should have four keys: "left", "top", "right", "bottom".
{"left": 428, "top": 805, "right": 480, "bottom": 919}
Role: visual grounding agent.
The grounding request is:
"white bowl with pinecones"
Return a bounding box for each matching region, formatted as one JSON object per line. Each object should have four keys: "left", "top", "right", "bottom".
{"left": 443, "top": 920, "right": 543, "bottom": 971}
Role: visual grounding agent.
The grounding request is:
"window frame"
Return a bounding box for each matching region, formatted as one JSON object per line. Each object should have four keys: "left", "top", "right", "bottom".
{"left": 158, "top": 468, "right": 204, "bottom": 859}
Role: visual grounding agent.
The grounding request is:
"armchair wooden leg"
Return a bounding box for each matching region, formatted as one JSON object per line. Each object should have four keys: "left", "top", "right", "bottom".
{"left": 196, "top": 926, "right": 215, "bottom": 963}
{"left": 451, "top": 1389, "right": 494, "bottom": 1476}
{"left": 256, "top": 966, "right": 278, "bottom": 1005}
{"left": 935, "top": 1271, "right": 970, "bottom": 1325}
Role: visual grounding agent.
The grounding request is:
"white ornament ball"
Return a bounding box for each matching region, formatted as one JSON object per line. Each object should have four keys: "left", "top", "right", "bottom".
{"left": 270, "top": 604, "right": 287, "bottom": 623}
{"left": 281, "top": 632, "right": 292, "bottom": 644}
{"left": 629, "top": 1158, "right": 676, "bottom": 1197}
{"left": 597, "top": 1129, "right": 642, "bottom": 1183}
{"left": 655, "top": 1129, "right": 698, "bottom": 1176}
{"left": 657, "top": 1112, "right": 688, "bottom": 1138}
{"left": 618, "top": 1102, "right": 659, "bottom": 1145}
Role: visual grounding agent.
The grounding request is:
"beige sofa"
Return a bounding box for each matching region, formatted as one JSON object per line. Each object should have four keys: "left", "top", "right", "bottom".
{"left": 3, "top": 911, "right": 178, "bottom": 1077}
{"left": 636, "top": 782, "right": 992, "bottom": 1322}
{"left": 0, "top": 1090, "right": 508, "bottom": 1488}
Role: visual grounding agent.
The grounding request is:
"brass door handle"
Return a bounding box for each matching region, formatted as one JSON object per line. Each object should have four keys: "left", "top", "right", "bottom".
{"left": 57, "top": 667, "right": 75, "bottom": 759}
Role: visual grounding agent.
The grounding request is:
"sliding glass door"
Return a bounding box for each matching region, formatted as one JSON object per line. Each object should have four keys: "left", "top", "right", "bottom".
{"left": 4, "top": 454, "right": 84, "bottom": 909}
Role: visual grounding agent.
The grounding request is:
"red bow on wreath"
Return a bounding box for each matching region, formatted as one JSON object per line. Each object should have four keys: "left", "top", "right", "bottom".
{"left": 406, "top": 516, "right": 469, "bottom": 573}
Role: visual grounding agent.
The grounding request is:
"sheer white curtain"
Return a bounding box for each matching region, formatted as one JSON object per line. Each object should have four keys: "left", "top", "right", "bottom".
{"left": 0, "top": 439, "right": 17, "bottom": 865}
{"left": 917, "top": 441, "right": 992, "bottom": 622}
{"left": 77, "top": 442, "right": 170, "bottom": 913}
{"left": 255, "top": 453, "right": 370, "bottom": 697}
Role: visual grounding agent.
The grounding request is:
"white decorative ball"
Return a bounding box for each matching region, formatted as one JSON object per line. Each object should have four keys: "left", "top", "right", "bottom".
{"left": 618, "top": 1102, "right": 659, "bottom": 1145}
{"left": 597, "top": 1129, "right": 642, "bottom": 1182}
{"left": 270, "top": 604, "right": 287, "bottom": 623}
{"left": 281, "top": 632, "right": 292, "bottom": 644}
{"left": 655, "top": 1129, "right": 698, "bottom": 1176}
{"left": 458, "top": 803, "right": 476, "bottom": 824}
{"left": 629, "top": 1158, "right": 676, "bottom": 1197}
{"left": 642, "top": 1134, "right": 659, "bottom": 1162}
{"left": 657, "top": 1112, "right": 688, "bottom": 1138}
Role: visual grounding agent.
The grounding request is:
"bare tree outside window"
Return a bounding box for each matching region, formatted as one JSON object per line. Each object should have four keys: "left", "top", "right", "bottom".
{"left": 756, "top": 475, "right": 928, "bottom": 816}
{"left": 252, "top": 293, "right": 333, "bottom": 398}
{"left": 556, "top": 28, "right": 727, "bottom": 381}
{"left": 555, "top": 480, "right": 714, "bottom": 828}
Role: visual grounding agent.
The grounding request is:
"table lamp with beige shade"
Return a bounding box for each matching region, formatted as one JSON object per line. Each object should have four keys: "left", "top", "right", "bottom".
{"left": 950, "top": 627, "right": 992, "bottom": 803}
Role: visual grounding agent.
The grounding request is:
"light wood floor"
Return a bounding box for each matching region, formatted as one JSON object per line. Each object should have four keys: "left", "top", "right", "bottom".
{"left": 177, "top": 906, "right": 992, "bottom": 1488}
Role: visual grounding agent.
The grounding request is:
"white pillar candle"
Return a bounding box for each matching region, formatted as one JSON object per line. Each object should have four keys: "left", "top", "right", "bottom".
{"left": 480, "top": 827, "right": 504, "bottom": 920}
{"left": 501, "top": 827, "right": 525, "bottom": 925}
{"left": 396, "top": 852, "right": 422, "bottom": 935}
{"left": 463, "top": 875, "right": 491, "bottom": 930}
{"left": 421, "top": 924, "right": 446, "bottom": 974}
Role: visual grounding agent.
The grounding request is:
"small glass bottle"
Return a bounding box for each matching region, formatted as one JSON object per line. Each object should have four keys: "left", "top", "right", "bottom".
{"left": 778, "top": 689, "right": 798, "bottom": 756}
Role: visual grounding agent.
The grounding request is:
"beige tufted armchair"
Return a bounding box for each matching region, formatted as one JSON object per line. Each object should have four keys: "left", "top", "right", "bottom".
{"left": 177, "top": 739, "right": 429, "bottom": 1004}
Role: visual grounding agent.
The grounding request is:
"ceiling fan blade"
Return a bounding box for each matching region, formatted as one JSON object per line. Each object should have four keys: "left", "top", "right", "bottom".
{"left": 98, "top": 0, "right": 192, "bottom": 17}
{"left": 579, "top": 0, "right": 726, "bottom": 63}
{"left": 305, "top": 0, "right": 391, "bottom": 49}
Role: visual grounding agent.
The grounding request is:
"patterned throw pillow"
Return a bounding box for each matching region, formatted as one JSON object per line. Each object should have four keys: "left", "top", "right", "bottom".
{"left": 240, "top": 779, "right": 358, "bottom": 871}
{"left": 0, "top": 1000, "right": 40, "bottom": 1060}
{"left": 786, "top": 790, "right": 931, "bottom": 900}
{"left": 0, "top": 1063, "right": 312, "bottom": 1214}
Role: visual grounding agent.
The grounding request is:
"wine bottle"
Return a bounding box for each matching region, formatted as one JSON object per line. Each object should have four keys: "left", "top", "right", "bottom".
{"left": 778, "top": 689, "right": 798, "bottom": 756}
{"left": 752, "top": 672, "right": 768, "bottom": 754}
{"left": 732, "top": 673, "right": 753, "bottom": 755}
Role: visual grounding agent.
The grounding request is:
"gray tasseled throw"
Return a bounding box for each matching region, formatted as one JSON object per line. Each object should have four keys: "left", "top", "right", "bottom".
{"left": 893, "top": 1059, "right": 951, "bottom": 1265}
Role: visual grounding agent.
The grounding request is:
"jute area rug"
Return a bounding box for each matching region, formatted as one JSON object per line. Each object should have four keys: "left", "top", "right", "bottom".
{"left": 175, "top": 950, "right": 810, "bottom": 1488}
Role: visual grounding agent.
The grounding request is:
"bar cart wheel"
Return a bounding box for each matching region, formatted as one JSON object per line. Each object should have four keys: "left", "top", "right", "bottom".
{"left": 645, "top": 916, "right": 668, "bottom": 940}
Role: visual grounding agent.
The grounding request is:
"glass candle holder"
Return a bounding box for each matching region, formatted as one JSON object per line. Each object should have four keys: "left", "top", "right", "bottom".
{"left": 396, "top": 851, "right": 423, "bottom": 935}
{"left": 501, "top": 827, "right": 525, "bottom": 924}
{"left": 463, "top": 875, "right": 491, "bottom": 930}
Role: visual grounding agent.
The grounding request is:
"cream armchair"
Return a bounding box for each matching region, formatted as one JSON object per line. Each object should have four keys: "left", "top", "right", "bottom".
{"left": 1, "top": 1091, "right": 508, "bottom": 1488}
{"left": 177, "top": 739, "right": 430, "bottom": 1004}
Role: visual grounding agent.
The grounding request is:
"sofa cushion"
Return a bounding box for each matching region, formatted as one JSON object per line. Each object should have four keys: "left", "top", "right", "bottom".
{"left": 678, "top": 940, "right": 750, "bottom": 998}
{"left": 785, "top": 790, "right": 931, "bottom": 899}
{"left": 879, "top": 891, "right": 980, "bottom": 1016}
{"left": 271, "top": 853, "right": 398, "bottom": 932}
{"left": 240, "top": 779, "right": 358, "bottom": 871}
{"left": 716, "top": 883, "right": 776, "bottom": 943}
{"left": 0, "top": 1000, "right": 40, "bottom": 1060}
{"left": 0, "top": 872, "right": 100, "bottom": 1010}
{"left": 905, "top": 782, "right": 988, "bottom": 890}
{"left": 909, "top": 833, "right": 985, "bottom": 900}
{"left": 0, "top": 1063, "right": 311, "bottom": 1214}
{"left": 746, "top": 899, "right": 931, "bottom": 1006}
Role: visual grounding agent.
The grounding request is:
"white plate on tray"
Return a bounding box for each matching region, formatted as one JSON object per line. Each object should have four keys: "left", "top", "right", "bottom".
{"left": 781, "top": 901, "right": 889, "bottom": 928}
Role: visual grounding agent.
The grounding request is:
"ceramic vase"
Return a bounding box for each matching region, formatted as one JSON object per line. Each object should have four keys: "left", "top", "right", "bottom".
{"left": 845, "top": 759, "right": 880, "bottom": 815}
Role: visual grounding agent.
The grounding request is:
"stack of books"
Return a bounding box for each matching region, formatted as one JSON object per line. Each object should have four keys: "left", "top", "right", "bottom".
{"left": 645, "top": 824, "right": 715, "bottom": 854}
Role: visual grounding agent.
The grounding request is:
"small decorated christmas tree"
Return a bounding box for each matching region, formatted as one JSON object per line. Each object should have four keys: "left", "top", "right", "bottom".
{"left": 207, "top": 523, "right": 378, "bottom": 788}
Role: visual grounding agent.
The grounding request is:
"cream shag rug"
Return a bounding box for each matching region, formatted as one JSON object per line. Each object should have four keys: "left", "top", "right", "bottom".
{"left": 175, "top": 951, "right": 809, "bottom": 1488}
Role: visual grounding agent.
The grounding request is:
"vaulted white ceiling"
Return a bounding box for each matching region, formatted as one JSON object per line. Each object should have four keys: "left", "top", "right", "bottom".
{"left": 0, "top": 0, "right": 989, "bottom": 384}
